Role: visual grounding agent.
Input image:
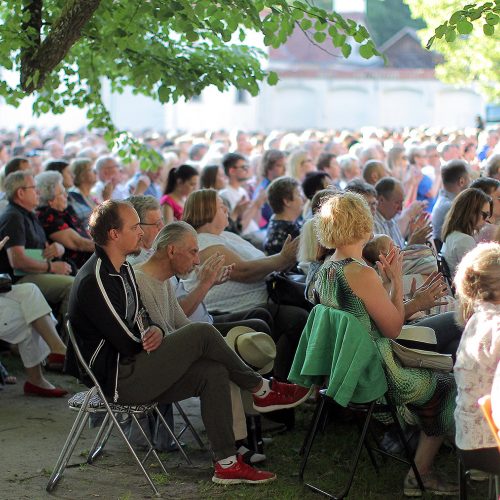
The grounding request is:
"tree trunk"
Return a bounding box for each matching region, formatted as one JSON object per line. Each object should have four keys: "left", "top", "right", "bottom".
{"left": 20, "top": 0, "right": 101, "bottom": 93}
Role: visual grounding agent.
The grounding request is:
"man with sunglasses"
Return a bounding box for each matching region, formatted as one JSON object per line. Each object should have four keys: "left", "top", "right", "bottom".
{"left": 0, "top": 170, "right": 73, "bottom": 323}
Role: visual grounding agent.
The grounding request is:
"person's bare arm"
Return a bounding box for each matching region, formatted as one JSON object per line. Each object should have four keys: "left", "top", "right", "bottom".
{"left": 240, "top": 189, "right": 267, "bottom": 231}
{"left": 348, "top": 251, "right": 405, "bottom": 339}
{"left": 199, "top": 235, "right": 298, "bottom": 283}
{"left": 162, "top": 204, "right": 174, "bottom": 223}
{"left": 49, "top": 229, "right": 95, "bottom": 253}
{"left": 403, "top": 272, "right": 448, "bottom": 319}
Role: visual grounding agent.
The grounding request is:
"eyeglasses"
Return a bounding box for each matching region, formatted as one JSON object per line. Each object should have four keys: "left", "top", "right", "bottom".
{"left": 480, "top": 211, "right": 491, "bottom": 220}
{"left": 234, "top": 164, "right": 249, "bottom": 171}
{"left": 140, "top": 220, "right": 164, "bottom": 229}
{"left": 21, "top": 185, "right": 37, "bottom": 190}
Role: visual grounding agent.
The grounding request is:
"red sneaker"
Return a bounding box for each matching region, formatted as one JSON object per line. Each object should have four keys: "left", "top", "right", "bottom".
{"left": 253, "top": 383, "right": 313, "bottom": 413}
{"left": 271, "top": 379, "right": 312, "bottom": 399}
{"left": 212, "top": 455, "right": 276, "bottom": 484}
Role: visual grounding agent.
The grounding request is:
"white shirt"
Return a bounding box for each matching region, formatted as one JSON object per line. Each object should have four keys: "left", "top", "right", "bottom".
{"left": 181, "top": 231, "right": 268, "bottom": 313}
{"left": 219, "top": 185, "right": 259, "bottom": 235}
{"left": 454, "top": 302, "right": 500, "bottom": 450}
{"left": 442, "top": 231, "right": 476, "bottom": 277}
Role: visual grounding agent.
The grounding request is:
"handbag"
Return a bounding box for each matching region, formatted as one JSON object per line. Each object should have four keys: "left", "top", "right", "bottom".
{"left": 0, "top": 273, "right": 12, "bottom": 293}
{"left": 266, "top": 272, "right": 313, "bottom": 311}
{"left": 390, "top": 340, "right": 453, "bottom": 373}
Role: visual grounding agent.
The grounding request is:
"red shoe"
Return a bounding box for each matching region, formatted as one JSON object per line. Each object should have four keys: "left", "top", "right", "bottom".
{"left": 212, "top": 455, "right": 276, "bottom": 484}
{"left": 271, "top": 379, "right": 312, "bottom": 399}
{"left": 24, "top": 381, "right": 68, "bottom": 398}
{"left": 253, "top": 383, "right": 313, "bottom": 413}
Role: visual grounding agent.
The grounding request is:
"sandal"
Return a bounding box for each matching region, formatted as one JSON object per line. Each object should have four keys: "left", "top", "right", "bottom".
{"left": 404, "top": 470, "right": 459, "bottom": 497}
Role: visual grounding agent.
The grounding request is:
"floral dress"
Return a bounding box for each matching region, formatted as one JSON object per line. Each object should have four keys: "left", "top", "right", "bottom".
{"left": 315, "top": 258, "right": 456, "bottom": 436}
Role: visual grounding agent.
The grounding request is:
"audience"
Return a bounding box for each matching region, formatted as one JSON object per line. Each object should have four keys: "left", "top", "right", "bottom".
{"left": 1, "top": 122, "right": 499, "bottom": 493}
{"left": 454, "top": 242, "right": 500, "bottom": 476}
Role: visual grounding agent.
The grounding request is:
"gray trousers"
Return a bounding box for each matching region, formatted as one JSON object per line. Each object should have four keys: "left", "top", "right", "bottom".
{"left": 18, "top": 273, "right": 73, "bottom": 322}
{"left": 116, "top": 322, "right": 261, "bottom": 460}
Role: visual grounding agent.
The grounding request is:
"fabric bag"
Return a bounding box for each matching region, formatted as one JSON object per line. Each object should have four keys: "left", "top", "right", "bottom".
{"left": 0, "top": 273, "right": 12, "bottom": 293}
{"left": 266, "top": 272, "right": 313, "bottom": 311}
{"left": 390, "top": 340, "right": 453, "bottom": 373}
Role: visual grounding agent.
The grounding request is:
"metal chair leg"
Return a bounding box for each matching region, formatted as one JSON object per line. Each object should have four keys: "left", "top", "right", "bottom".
{"left": 87, "top": 413, "right": 112, "bottom": 464}
{"left": 299, "top": 396, "right": 327, "bottom": 480}
{"left": 130, "top": 414, "right": 168, "bottom": 475}
{"left": 458, "top": 456, "right": 468, "bottom": 500}
{"left": 155, "top": 406, "right": 192, "bottom": 465}
{"left": 46, "top": 409, "right": 91, "bottom": 491}
{"left": 388, "top": 403, "right": 424, "bottom": 494}
{"left": 174, "top": 402, "right": 205, "bottom": 450}
{"left": 100, "top": 404, "right": 160, "bottom": 497}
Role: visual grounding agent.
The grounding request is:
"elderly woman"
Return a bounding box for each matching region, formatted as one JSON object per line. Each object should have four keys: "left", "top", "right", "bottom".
{"left": 0, "top": 236, "right": 67, "bottom": 397}
{"left": 291, "top": 192, "right": 457, "bottom": 496}
{"left": 183, "top": 189, "right": 309, "bottom": 381}
{"left": 67, "top": 157, "right": 98, "bottom": 225}
{"left": 35, "top": 171, "right": 94, "bottom": 271}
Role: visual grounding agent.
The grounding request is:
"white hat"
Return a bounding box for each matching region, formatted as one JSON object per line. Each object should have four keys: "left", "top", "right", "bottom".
{"left": 225, "top": 326, "right": 276, "bottom": 375}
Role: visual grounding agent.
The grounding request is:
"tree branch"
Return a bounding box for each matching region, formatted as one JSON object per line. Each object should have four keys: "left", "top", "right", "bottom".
{"left": 21, "top": 0, "right": 101, "bottom": 93}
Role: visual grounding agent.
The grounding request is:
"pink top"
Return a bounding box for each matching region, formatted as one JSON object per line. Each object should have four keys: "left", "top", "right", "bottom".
{"left": 160, "top": 194, "right": 183, "bottom": 220}
{"left": 454, "top": 301, "right": 500, "bottom": 450}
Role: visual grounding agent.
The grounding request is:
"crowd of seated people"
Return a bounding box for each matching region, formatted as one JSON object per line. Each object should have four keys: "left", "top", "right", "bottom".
{"left": 1, "top": 123, "right": 499, "bottom": 492}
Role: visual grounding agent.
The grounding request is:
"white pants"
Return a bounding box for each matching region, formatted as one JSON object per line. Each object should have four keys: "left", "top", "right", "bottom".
{"left": 0, "top": 283, "right": 52, "bottom": 368}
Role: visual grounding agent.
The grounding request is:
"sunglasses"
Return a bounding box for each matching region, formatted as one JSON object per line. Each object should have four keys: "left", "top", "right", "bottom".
{"left": 480, "top": 211, "right": 491, "bottom": 220}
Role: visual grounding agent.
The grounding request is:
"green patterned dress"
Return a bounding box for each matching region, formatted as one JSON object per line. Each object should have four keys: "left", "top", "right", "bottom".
{"left": 315, "top": 258, "right": 456, "bottom": 436}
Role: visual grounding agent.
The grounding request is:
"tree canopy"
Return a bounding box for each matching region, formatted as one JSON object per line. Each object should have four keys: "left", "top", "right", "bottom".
{"left": 406, "top": 0, "right": 500, "bottom": 102}
{"left": 0, "top": 0, "right": 379, "bottom": 160}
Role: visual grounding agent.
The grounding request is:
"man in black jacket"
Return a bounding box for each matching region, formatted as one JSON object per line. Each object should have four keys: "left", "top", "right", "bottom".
{"left": 67, "top": 200, "right": 310, "bottom": 485}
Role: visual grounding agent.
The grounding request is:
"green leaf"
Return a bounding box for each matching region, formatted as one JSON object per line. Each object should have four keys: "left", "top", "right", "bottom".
{"left": 435, "top": 24, "right": 448, "bottom": 38}
{"left": 483, "top": 23, "right": 495, "bottom": 36}
{"left": 267, "top": 71, "right": 279, "bottom": 85}
{"left": 485, "top": 13, "right": 499, "bottom": 25}
{"left": 359, "top": 43, "right": 373, "bottom": 59}
{"left": 313, "top": 31, "right": 326, "bottom": 43}
{"left": 291, "top": 9, "right": 303, "bottom": 21}
{"left": 158, "top": 85, "right": 170, "bottom": 103}
{"left": 300, "top": 18, "right": 312, "bottom": 30}
{"left": 449, "top": 11, "right": 463, "bottom": 25}
{"left": 457, "top": 20, "right": 473, "bottom": 34}
{"left": 341, "top": 43, "right": 351, "bottom": 58}
{"left": 445, "top": 30, "right": 457, "bottom": 42}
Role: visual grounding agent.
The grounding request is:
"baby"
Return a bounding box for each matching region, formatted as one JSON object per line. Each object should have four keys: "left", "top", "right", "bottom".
{"left": 362, "top": 234, "right": 395, "bottom": 267}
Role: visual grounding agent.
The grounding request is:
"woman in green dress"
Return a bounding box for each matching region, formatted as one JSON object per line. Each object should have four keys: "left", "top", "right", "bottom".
{"left": 312, "top": 192, "right": 457, "bottom": 497}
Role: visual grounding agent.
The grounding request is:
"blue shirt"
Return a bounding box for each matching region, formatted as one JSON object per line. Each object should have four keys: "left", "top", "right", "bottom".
{"left": 253, "top": 178, "right": 272, "bottom": 228}
{"left": 417, "top": 174, "right": 436, "bottom": 212}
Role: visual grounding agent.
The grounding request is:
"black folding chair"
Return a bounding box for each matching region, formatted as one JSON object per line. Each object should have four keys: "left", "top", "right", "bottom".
{"left": 437, "top": 253, "right": 455, "bottom": 296}
{"left": 46, "top": 321, "right": 204, "bottom": 496}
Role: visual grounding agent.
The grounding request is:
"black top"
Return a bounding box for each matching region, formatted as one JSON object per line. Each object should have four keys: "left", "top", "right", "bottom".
{"left": 0, "top": 202, "right": 47, "bottom": 280}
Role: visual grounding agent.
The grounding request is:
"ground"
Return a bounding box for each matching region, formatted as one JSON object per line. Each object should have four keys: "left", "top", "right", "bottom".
{"left": 0, "top": 354, "right": 490, "bottom": 500}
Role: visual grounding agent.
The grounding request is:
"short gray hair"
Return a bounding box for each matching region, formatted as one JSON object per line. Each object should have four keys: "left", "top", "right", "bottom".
{"left": 4, "top": 170, "right": 34, "bottom": 202}
{"left": 35, "top": 171, "right": 63, "bottom": 205}
{"left": 153, "top": 221, "right": 197, "bottom": 252}
{"left": 95, "top": 155, "right": 117, "bottom": 173}
{"left": 126, "top": 195, "right": 160, "bottom": 222}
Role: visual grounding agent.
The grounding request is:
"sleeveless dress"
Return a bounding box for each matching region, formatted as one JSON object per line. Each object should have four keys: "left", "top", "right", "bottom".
{"left": 315, "top": 258, "right": 456, "bottom": 436}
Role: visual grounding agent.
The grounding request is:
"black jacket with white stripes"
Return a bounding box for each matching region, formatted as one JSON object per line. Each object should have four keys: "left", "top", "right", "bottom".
{"left": 66, "top": 245, "right": 162, "bottom": 401}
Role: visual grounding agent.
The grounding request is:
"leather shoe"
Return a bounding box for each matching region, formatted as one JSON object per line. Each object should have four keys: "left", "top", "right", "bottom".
{"left": 24, "top": 381, "right": 68, "bottom": 398}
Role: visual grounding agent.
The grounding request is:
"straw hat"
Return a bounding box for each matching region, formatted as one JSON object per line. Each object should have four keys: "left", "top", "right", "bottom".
{"left": 225, "top": 326, "right": 276, "bottom": 375}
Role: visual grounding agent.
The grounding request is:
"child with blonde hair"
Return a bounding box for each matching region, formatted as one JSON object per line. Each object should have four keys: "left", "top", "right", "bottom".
{"left": 454, "top": 242, "right": 500, "bottom": 475}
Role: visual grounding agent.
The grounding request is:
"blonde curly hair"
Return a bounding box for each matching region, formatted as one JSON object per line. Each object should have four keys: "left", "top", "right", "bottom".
{"left": 454, "top": 242, "right": 500, "bottom": 324}
{"left": 315, "top": 191, "right": 373, "bottom": 249}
